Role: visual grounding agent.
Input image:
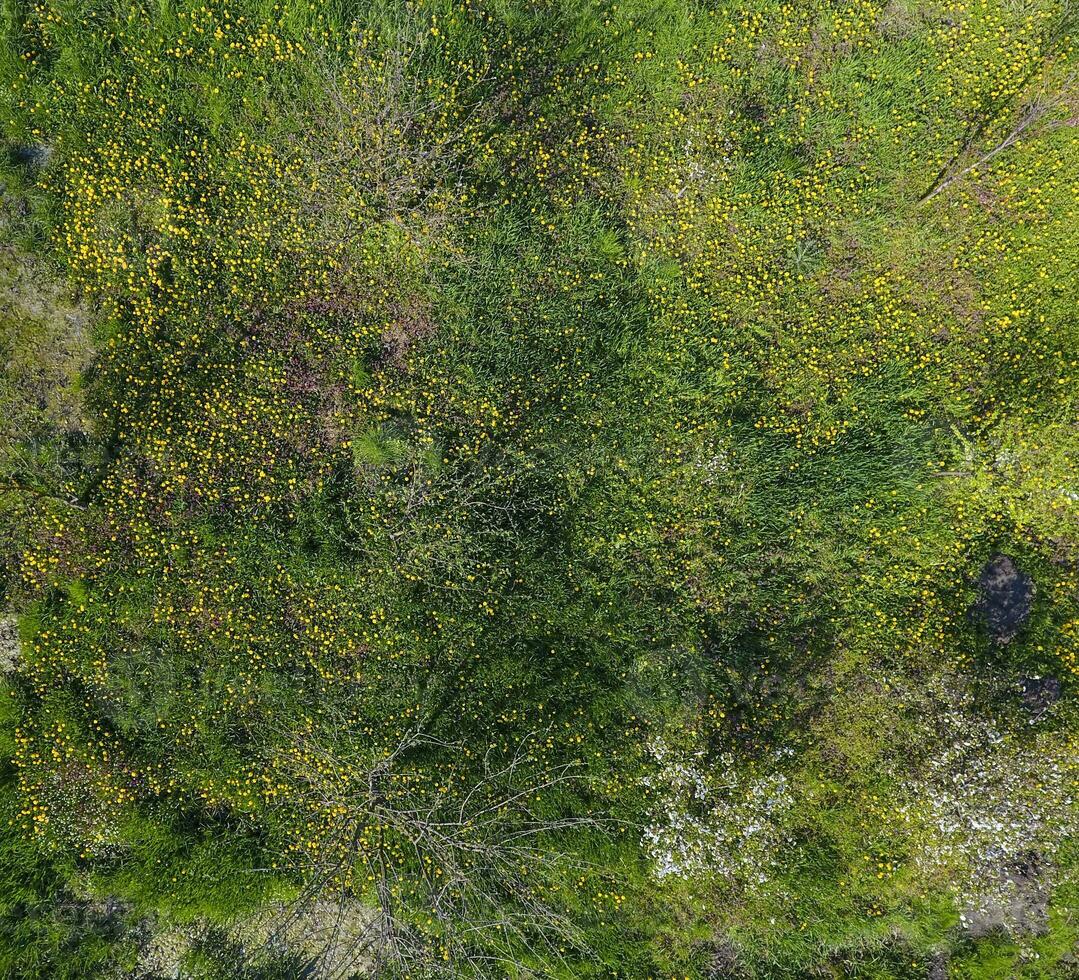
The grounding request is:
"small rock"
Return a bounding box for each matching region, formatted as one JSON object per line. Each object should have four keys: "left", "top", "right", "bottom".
{"left": 0, "top": 617, "right": 18, "bottom": 672}
{"left": 9, "top": 143, "right": 53, "bottom": 169}
{"left": 1057, "top": 951, "right": 1079, "bottom": 976}
{"left": 972, "top": 554, "right": 1034, "bottom": 644}
{"left": 703, "top": 937, "right": 744, "bottom": 979}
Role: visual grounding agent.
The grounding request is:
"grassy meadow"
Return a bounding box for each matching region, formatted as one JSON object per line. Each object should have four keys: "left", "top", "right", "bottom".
{"left": 0, "top": 0, "right": 1077, "bottom": 976}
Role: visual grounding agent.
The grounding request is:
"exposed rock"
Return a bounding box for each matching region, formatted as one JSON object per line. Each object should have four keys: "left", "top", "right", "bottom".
{"left": 959, "top": 904, "right": 1007, "bottom": 939}
{"left": 1006, "top": 850, "right": 1051, "bottom": 936}
{"left": 927, "top": 951, "right": 949, "bottom": 979}
{"left": 971, "top": 554, "right": 1034, "bottom": 644}
{"left": 1020, "top": 675, "right": 1062, "bottom": 720}
{"left": 960, "top": 850, "right": 1050, "bottom": 939}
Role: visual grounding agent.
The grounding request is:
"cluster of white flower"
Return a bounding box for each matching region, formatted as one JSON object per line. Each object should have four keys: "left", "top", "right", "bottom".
{"left": 642, "top": 737, "right": 794, "bottom": 884}
{"left": 895, "top": 679, "right": 1076, "bottom": 926}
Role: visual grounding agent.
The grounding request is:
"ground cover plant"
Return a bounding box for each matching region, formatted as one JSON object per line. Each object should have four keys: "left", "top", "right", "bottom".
{"left": 0, "top": 0, "right": 1076, "bottom": 976}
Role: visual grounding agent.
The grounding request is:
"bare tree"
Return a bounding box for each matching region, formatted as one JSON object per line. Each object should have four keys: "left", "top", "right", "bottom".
{"left": 256, "top": 726, "right": 605, "bottom": 978}
{"left": 919, "top": 70, "right": 1078, "bottom": 205}
{"left": 919, "top": 2, "right": 1078, "bottom": 206}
